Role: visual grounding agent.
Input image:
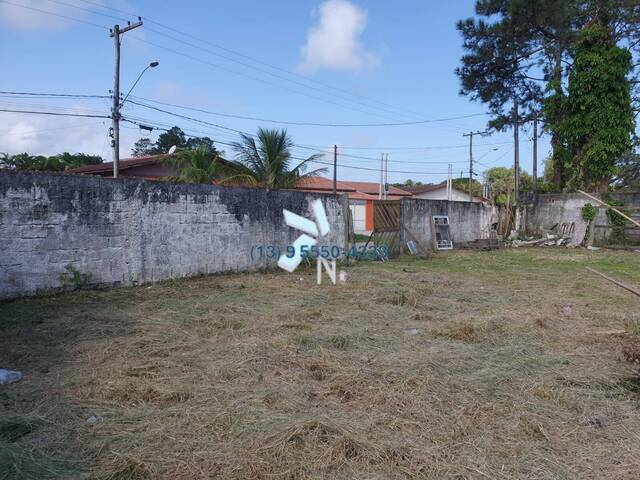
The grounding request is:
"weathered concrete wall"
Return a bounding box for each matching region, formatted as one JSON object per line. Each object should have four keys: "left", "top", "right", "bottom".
{"left": 0, "top": 171, "right": 348, "bottom": 300}
{"left": 521, "top": 193, "right": 589, "bottom": 245}
{"left": 522, "top": 192, "right": 640, "bottom": 246}
{"left": 401, "top": 198, "right": 496, "bottom": 247}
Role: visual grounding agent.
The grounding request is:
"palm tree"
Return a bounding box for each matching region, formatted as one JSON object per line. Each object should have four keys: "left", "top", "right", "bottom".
{"left": 230, "top": 128, "right": 326, "bottom": 189}
{"left": 164, "top": 146, "right": 248, "bottom": 185}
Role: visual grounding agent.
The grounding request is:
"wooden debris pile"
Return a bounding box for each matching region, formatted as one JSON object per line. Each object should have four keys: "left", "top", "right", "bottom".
{"left": 511, "top": 233, "right": 572, "bottom": 248}
{"left": 511, "top": 222, "right": 576, "bottom": 248}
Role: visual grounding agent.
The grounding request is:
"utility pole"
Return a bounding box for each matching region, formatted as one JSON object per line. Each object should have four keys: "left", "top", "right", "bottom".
{"left": 513, "top": 100, "right": 520, "bottom": 202}
{"left": 384, "top": 153, "right": 389, "bottom": 199}
{"left": 110, "top": 18, "right": 143, "bottom": 178}
{"left": 463, "top": 130, "right": 486, "bottom": 202}
{"left": 379, "top": 153, "right": 383, "bottom": 199}
{"left": 532, "top": 114, "right": 538, "bottom": 193}
{"left": 447, "top": 164, "right": 452, "bottom": 201}
{"left": 332, "top": 144, "right": 337, "bottom": 194}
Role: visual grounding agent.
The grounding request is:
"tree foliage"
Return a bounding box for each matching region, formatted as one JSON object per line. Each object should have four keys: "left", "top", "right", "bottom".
{"left": 131, "top": 138, "right": 154, "bottom": 157}
{"left": 393, "top": 179, "right": 425, "bottom": 188}
{"left": 612, "top": 151, "right": 640, "bottom": 189}
{"left": 229, "top": 128, "right": 326, "bottom": 189}
{"left": 131, "top": 126, "right": 218, "bottom": 157}
{"left": 163, "top": 147, "right": 238, "bottom": 185}
{"left": 548, "top": 21, "right": 635, "bottom": 191}
{"left": 457, "top": 0, "right": 640, "bottom": 189}
{"left": 484, "top": 166, "right": 533, "bottom": 204}
{"left": 452, "top": 178, "right": 484, "bottom": 197}
{"left": 0, "top": 152, "right": 103, "bottom": 171}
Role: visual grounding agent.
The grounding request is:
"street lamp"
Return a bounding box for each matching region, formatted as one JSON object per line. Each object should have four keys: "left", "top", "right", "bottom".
{"left": 112, "top": 61, "right": 158, "bottom": 178}
{"left": 120, "top": 61, "right": 159, "bottom": 107}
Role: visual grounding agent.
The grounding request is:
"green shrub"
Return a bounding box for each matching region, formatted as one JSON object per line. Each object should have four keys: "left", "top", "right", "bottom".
{"left": 59, "top": 264, "right": 92, "bottom": 290}
{"left": 606, "top": 200, "right": 628, "bottom": 227}
{"left": 581, "top": 203, "right": 597, "bottom": 222}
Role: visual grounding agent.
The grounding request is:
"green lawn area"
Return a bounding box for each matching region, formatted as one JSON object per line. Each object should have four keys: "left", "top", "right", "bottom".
{"left": 1, "top": 249, "right": 639, "bottom": 479}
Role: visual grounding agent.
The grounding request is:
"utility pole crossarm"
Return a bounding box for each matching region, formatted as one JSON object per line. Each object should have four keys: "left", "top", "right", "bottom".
{"left": 118, "top": 20, "right": 143, "bottom": 34}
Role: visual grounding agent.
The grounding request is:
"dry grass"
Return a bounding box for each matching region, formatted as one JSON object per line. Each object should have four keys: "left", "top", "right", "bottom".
{"left": 2, "top": 249, "right": 640, "bottom": 479}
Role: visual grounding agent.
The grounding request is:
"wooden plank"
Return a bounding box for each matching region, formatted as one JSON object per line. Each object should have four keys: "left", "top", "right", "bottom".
{"left": 586, "top": 267, "right": 640, "bottom": 298}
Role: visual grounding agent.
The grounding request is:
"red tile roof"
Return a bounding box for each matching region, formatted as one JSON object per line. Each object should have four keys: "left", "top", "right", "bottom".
{"left": 66, "top": 154, "right": 172, "bottom": 174}
{"left": 294, "top": 177, "right": 411, "bottom": 199}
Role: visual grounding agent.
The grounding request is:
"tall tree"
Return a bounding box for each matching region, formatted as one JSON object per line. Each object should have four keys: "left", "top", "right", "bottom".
{"left": 550, "top": 20, "right": 635, "bottom": 191}
{"left": 131, "top": 138, "right": 154, "bottom": 157}
{"left": 484, "top": 166, "right": 533, "bottom": 204}
{"left": 185, "top": 136, "right": 216, "bottom": 152}
{"left": 612, "top": 151, "right": 640, "bottom": 189}
{"left": 230, "top": 128, "right": 325, "bottom": 189}
{"left": 457, "top": 0, "right": 640, "bottom": 187}
{"left": 132, "top": 127, "right": 220, "bottom": 157}
{"left": 153, "top": 127, "right": 187, "bottom": 154}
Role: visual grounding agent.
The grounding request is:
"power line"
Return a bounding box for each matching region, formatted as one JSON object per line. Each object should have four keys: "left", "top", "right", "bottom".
{"left": 72, "top": 0, "right": 437, "bottom": 121}
{"left": 304, "top": 141, "right": 512, "bottom": 151}
{"left": 0, "top": 108, "right": 110, "bottom": 119}
{"left": 121, "top": 118, "right": 449, "bottom": 176}
{"left": 0, "top": 91, "right": 109, "bottom": 99}
{"left": 59, "top": 1, "right": 474, "bottom": 128}
{"left": 128, "top": 95, "right": 487, "bottom": 128}
{"left": 11, "top": 0, "right": 485, "bottom": 134}
{"left": 42, "top": 0, "right": 126, "bottom": 22}
{"left": 0, "top": 0, "right": 108, "bottom": 29}
{"left": 124, "top": 34, "right": 412, "bottom": 121}
{"left": 122, "top": 100, "right": 484, "bottom": 165}
{"left": 0, "top": 100, "right": 108, "bottom": 116}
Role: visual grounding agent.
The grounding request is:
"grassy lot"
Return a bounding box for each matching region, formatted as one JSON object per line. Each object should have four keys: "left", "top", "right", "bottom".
{"left": 1, "top": 248, "right": 640, "bottom": 479}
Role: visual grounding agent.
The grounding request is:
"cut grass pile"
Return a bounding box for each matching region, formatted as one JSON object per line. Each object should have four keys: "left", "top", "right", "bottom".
{"left": 1, "top": 248, "right": 640, "bottom": 479}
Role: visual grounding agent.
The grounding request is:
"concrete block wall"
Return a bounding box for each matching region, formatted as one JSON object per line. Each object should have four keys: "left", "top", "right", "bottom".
{"left": 522, "top": 192, "right": 640, "bottom": 246}
{"left": 401, "top": 198, "right": 496, "bottom": 247}
{"left": 0, "top": 171, "right": 348, "bottom": 300}
{"left": 521, "top": 193, "right": 590, "bottom": 245}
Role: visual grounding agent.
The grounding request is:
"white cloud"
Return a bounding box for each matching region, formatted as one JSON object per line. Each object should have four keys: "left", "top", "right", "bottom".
{"left": 0, "top": 109, "right": 138, "bottom": 160}
{"left": 0, "top": 0, "right": 100, "bottom": 31}
{"left": 298, "top": 0, "right": 380, "bottom": 73}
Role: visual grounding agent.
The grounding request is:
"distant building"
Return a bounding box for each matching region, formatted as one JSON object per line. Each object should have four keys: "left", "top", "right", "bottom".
{"left": 403, "top": 183, "right": 485, "bottom": 203}
{"left": 66, "top": 154, "right": 175, "bottom": 180}
{"left": 292, "top": 177, "right": 411, "bottom": 234}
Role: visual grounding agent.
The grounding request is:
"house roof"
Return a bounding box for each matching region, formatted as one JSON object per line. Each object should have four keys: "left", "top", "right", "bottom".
{"left": 346, "top": 190, "right": 380, "bottom": 201}
{"left": 295, "top": 177, "right": 411, "bottom": 198}
{"left": 66, "top": 154, "right": 173, "bottom": 174}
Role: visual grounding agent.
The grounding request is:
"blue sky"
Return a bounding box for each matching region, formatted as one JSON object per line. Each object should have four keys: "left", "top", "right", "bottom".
{"left": 0, "top": 0, "right": 547, "bottom": 185}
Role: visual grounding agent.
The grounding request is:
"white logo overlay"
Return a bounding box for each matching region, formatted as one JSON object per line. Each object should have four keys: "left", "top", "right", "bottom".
{"left": 277, "top": 199, "right": 345, "bottom": 285}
